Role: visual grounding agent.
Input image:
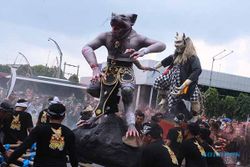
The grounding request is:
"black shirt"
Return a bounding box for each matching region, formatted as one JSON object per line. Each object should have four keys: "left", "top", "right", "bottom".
{"left": 135, "top": 123, "right": 143, "bottom": 135}
{"left": 201, "top": 141, "right": 226, "bottom": 167}
{"left": 167, "top": 127, "right": 184, "bottom": 164}
{"left": 3, "top": 111, "right": 33, "bottom": 144}
{"left": 36, "top": 110, "right": 49, "bottom": 126}
{"left": 0, "top": 142, "right": 5, "bottom": 154}
{"left": 7, "top": 123, "right": 78, "bottom": 167}
{"left": 140, "top": 139, "right": 179, "bottom": 167}
{"left": 180, "top": 137, "right": 208, "bottom": 167}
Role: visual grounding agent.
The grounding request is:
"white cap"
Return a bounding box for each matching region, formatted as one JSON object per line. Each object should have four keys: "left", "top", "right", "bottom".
{"left": 48, "top": 96, "right": 61, "bottom": 105}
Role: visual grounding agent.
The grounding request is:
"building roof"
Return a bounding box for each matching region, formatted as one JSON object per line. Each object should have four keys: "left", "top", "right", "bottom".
{"left": 134, "top": 60, "right": 250, "bottom": 93}
{"left": 81, "top": 59, "right": 250, "bottom": 93}
{"left": 5, "top": 75, "right": 87, "bottom": 89}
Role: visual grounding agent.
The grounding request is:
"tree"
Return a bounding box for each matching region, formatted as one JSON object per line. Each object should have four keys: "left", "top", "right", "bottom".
{"left": 0, "top": 64, "right": 10, "bottom": 73}
{"left": 204, "top": 87, "right": 220, "bottom": 117}
{"left": 68, "top": 74, "right": 79, "bottom": 83}
{"left": 236, "top": 93, "right": 250, "bottom": 120}
{"left": 32, "top": 65, "right": 57, "bottom": 77}
{"left": 221, "top": 96, "right": 237, "bottom": 118}
{"left": 17, "top": 65, "right": 32, "bottom": 77}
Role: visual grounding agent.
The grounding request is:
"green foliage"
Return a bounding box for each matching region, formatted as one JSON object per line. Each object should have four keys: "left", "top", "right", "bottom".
{"left": 32, "top": 65, "right": 57, "bottom": 77}
{"left": 235, "top": 93, "right": 250, "bottom": 120}
{"left": 0, "top": 64, "right": 10, "bottom": 73}
{"left": 17, "top": 65, "right": 32, "bottom": 77}
{"left": 68, "top": 74, "right": 79, "bottom": 83}
{"left": 204, "top": 87, "right": 220, "bottom": 117}
{"left": 221, "top": 96, "right": 237, "bottom": 118}
{"left": 1, "top": 63, "right": 66, "bottom": 79}
{"left": 204, "top": 88, "right": 250, "bottom": 121}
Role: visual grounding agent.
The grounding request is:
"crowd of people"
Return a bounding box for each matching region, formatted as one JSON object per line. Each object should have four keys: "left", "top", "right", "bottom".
{"left": 0, "top": 86, "right": 249, "bottom": 167}
{"left": 0, "top": 88, "right": 98, "bottom": 129}
{"left": 0, "top": 96, "right": 78, "bottom": 166}
{"left": 134, "top": 109, "right": 250, "bottom": 167}
{"left": 0, "top": 87, "right": 99, "bottom": 166}
{"left": 0, "top": 12, "right": 249, "bottom": 166}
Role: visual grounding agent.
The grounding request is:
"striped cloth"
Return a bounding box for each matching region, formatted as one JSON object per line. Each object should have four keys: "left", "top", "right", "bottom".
{"left": 154, "top": 64, "right": 199, "bottom": 112}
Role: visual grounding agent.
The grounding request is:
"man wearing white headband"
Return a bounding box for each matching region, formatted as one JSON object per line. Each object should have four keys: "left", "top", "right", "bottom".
{"left": 15, "top": 99, "right": 28, "bottom": 109}
{"left": 2, "top": 99, "right": 33, "bottom": 144}
{"left": 6, "top": 103, "right": 78, "bottom": 167}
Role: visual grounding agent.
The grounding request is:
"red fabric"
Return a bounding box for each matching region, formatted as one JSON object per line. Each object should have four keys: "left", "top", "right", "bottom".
{"left": 158, "top": 119, "right": 176, "bottom": 139}
{"left": 90, "top": 64, "right": 98, "bottom": 69}
{"left": 162, "top": 65, "right": 174, "bottom": 75}
{"left": 162, "top": 67, "right": 171, "bottom": 75}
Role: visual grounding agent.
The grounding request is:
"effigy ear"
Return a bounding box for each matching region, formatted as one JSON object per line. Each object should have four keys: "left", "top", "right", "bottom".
{"left": 129, "top": 14, "right": 137, "bottom": 26}
{"left": 111, "top": 12, "right": 117, "bottom": 18}
{"left": 176, "top": 32, "right": 179, "bottom": 38}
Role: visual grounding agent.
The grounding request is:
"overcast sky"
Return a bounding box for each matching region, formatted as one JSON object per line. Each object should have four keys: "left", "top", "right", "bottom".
{"left": 1, "top": 0, "right": 250, "bottom": 78}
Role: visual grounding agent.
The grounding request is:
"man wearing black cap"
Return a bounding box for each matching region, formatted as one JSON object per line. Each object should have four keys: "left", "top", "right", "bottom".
{"left": 140, "top": 123, "right": 179, "bottom": 167}
{"left": 198, "top": 128, "right": 226, "bottom": 167}
{"left": 36, "top": 96, "right": 61, "bottom": 126}
{"left": 166, "top": 127, "right": 184, "bottom": 165}
{"left": 6, "top": 103, "right": 78, "bottom": 167}
{"left": 0, "top": 101, "right": 13, "bottom": 158}
{"left": 166, "top": 113, "right": 186, "bottom": 165}
{"left": 0, "top": 101, "right": 13, "bottom": 128}
{"left": 179, "top": 122, "right": 208, "bottom": 167}
{"left": 2, "top": 99, "right": 33, "bottom": 144}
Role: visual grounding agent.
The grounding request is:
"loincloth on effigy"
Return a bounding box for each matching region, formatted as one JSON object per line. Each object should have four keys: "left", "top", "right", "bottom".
{"left": 94, "top": 59, "right": 135, "bottom": 117}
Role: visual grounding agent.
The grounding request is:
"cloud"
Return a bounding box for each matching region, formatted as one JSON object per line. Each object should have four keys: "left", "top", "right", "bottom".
{"left": 1, "top": 2, "right": 250, "bottom": 79}
{"left": 1, "top": 0, "right": 250, "bottom": 42}
{"left": 194, "top": 36, "right": 250, "bottom": 78}
{"left": 2, "top": 21, "right": 250, "bottom": 79}
{"left": 0, "top": 20, "right": 93, "bottom": 77}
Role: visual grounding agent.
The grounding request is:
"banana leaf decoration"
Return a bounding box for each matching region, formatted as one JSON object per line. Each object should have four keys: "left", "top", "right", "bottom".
{"left": 6, "top": 64, "right": 20, "bottom": 98}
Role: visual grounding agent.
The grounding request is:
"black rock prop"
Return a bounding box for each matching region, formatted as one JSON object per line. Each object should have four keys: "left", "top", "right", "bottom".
{"left": 73, "top": 114, "right": 140, "bottom": 167}
{"left": 164, "top": 99, "right": 193, "bottom": 122}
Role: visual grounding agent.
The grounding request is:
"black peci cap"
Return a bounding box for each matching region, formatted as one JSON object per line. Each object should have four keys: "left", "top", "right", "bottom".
{"left": 187, "top": 122, "right": 200, "bottom": 136}
{"left": 0, "top": 101, "right": 13, "bottom": 112}
{"left": 141, "top": 122, "right": 163, "bottom": 139}
{"left": 199, "top": 128, "right": 213, "bottom": 145}
{"left": 47, "top": 103, "right": 66, "bottom": 119}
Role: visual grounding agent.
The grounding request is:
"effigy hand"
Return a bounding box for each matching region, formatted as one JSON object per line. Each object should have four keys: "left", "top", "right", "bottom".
{"left": 130, "top": 49, "right": 147, "bottom": 60}
{"left": 91, "top": 67, "right": 101, "bottom": 81}
{"left": 171, "top": 79, "right": 192, "bottom": 96}
{"left": 171, "top": 85, "right": 187, "bottom": 96}
{"left": 91, "top": 67, "right": 106, "bottom": 83}
{"left": 125, "top": 48, "right": 149, "bottom": 60}
{"left": 126, "top": 124, "right": 139, "bottom": 137}
{"left": 124, "top": 48, "right": 136, "bottom": 54}
{"left": 76, "top": 117, "right": 97, "bottom": 128}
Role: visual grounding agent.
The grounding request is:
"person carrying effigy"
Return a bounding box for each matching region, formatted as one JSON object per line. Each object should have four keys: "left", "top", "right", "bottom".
{"left": 80, "top": 13, "right": 166, "bottom": 137}
{"left": 36, "top": 96, "right": 61, "bottom": 126}
{"left": 154, "top": 33, "right": 202, "bottom": 121}
{"left": 5, "top": 103, "right": 78, "bottom": 167}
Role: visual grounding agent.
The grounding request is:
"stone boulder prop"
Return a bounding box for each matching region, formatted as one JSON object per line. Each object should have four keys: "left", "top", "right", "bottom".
{"left": 73, "top": 114, "right": 140, "bottom": 167}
